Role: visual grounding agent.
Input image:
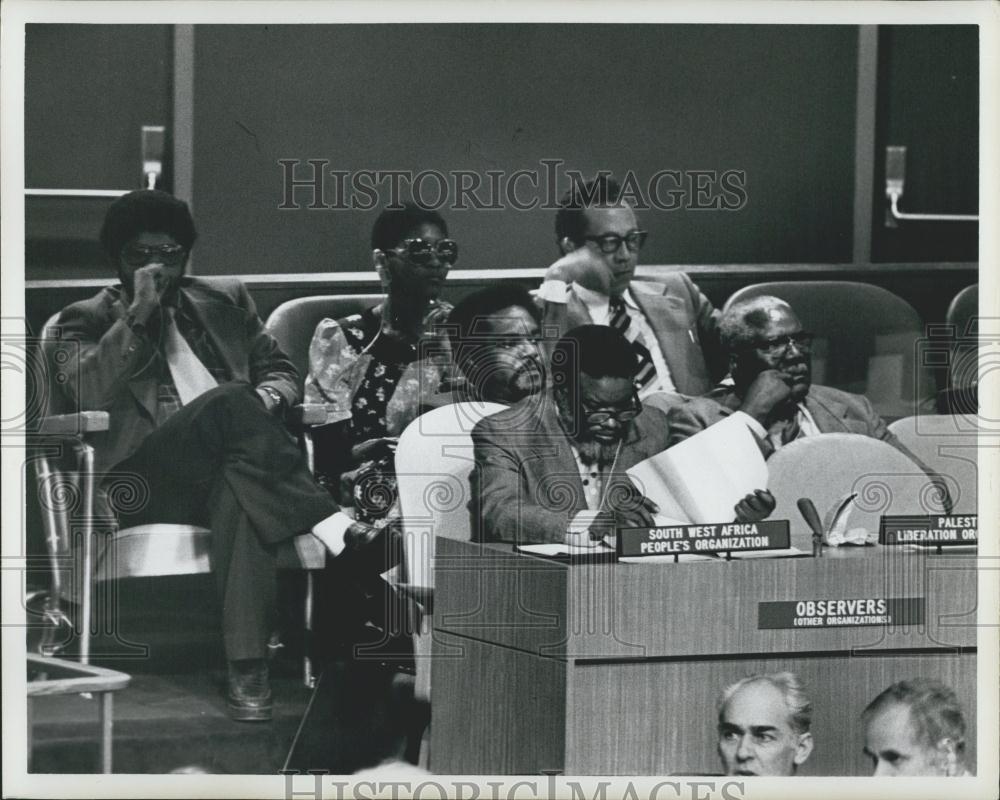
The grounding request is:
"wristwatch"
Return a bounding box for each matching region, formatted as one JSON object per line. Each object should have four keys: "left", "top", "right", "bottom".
{"left": 259, "top": 385, "right": 284, "bottom": 411}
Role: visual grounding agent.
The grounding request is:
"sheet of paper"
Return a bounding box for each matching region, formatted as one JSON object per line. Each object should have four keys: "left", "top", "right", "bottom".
{"left": 619, "top": 554, "right": 719, "bottom": 564}
{"left": 905, "top": 543, "right": 978, "bottom": 552}
{"left": 728, "top": 547, "right": 808, "bottom": 560}
{"left": 627, "top": 413, "right": 768, "bottom": 523}
{"left": 515, "top": 542, "right": 615, "bottom": 557}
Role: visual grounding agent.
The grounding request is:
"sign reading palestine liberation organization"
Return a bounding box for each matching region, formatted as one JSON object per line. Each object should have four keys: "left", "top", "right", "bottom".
{"left": 880, "top": 515, "right": 978, "bottom": 546}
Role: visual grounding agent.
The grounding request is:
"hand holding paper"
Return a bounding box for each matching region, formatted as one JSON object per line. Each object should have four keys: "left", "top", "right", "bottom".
{"left": 627, "top": 414, "right": 770, "bottom": 524}
{"left": 735, "top": 489, "right": 776, "bottom": 523}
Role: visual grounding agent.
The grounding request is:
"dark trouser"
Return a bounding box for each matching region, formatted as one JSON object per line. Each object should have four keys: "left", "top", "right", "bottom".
{"left": 115, "top": 382, "right": 337, "bottom": 661}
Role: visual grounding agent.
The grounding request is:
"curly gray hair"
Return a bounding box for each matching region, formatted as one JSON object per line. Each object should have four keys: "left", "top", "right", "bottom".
{"left": 719, "top": 296, "right": 796, "bottom": 351}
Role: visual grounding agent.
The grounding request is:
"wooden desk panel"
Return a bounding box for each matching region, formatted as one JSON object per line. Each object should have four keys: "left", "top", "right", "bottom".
{"left": 435, "top": 540, "right": 978, "bottom": 659}
{"left": 435, "top": 542, "right": 570, "bottom": 656}
{"left": 430, "top": 631, "right": 567, "bottom": 776}
{"left": 432, "top": 636, "right": 975, "bottom": 776}
{"left": 567, "top": 651, "right": 976, "bottom": 776}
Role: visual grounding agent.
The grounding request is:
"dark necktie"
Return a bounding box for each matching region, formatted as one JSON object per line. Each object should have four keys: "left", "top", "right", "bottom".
{"left": 608, "top": 296, "right": 656, "bottom": 391}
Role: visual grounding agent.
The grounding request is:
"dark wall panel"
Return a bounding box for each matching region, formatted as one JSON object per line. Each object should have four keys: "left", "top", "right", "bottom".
{"left": 24, "top": 24, "right": 174, "bottom": 277}
{"left": 872, "top": 26, "right": 979, "bottom": 262}
{"left": 25, "top": 24, "right": 174, "bottom": 190}
{"left": 192, "top": 24, "right": 858, "bottom": 274}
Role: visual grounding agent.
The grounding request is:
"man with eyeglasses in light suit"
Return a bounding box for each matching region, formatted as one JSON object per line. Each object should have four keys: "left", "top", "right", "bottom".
{"left": 537, "top": 175, "right": 723, "bottom": 400}
{"left": 53, "top": 190, "right": 389, "bottom": 721}
{"left": 665, "top": 295, "right": 933, "bottom": 465}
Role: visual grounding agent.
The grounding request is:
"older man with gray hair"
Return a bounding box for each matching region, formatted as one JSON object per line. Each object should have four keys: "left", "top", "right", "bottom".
{"left": 665, "top": 295, "right": 928, "bottom": 465}
{"left": 716, "top": 672, "right": 815, "bottom": 776}
{"left": 862, "top": 678, "right": 973, "bottom": 776}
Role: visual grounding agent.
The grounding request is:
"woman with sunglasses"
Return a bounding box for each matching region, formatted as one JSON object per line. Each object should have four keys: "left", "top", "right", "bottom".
{"left": 305, "top": 204, "right": 457, "bottom": 525}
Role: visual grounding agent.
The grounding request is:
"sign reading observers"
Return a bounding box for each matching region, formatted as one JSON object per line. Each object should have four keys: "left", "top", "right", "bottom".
{"left": 759, "top": 597, "right": 926, "bottom": 629}
{"left": 880, "top": 515, "right": 978, "bottom": 546}
{"left": 618, "top": 520, "right": 790, "bottom": 558}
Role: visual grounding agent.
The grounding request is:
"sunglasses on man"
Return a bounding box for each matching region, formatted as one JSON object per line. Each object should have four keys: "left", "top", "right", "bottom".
{"left": 120, "top": 243, "right": 187, "bottom": 267}
{"left": 387, "top": 238, "right": 459, "bottom": 266}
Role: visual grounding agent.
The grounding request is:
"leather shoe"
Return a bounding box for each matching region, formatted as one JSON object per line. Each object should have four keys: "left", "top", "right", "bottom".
{"left": 227, "top": 659, "right": 273, "bottom": 722}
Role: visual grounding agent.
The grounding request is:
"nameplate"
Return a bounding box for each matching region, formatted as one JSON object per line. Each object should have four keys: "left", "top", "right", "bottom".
{"left": 880, "top": 515, "right": 978, "bottom": 546}
{"left": 617, "top": 520, "right": 790, "bottom": 558}
{"left": 758, "top": 597, "right": 926, "bottom": 629}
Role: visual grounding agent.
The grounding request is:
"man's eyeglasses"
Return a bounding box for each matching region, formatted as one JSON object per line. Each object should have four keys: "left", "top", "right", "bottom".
{"left": 488, "top": 333, "right": 542, "bottom": 351}
{"left": 583, "top": 230, "right": 648, "bottom": 255}
{"left": 581, "top": 391, "right": 642, "bottom": 425}
{"left": 121, "top": 244, "right": 187, "bottom": 267}
{"left": 388, "top": 238, "right": 459, "bottom": 266}
{"left": 750, "top": 332, "right": 815, "bottom": 358}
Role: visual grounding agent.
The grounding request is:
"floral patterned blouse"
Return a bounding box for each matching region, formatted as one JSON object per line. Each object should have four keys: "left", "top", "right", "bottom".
{"left": 304, "top": 301, "right": 453, "bottom": 522}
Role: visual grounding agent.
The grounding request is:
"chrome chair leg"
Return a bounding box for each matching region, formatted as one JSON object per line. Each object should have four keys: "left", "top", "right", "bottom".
{"left": 303, "top": 571, "right": 316, "bottom": 688}
{"left": 78, "top": 442, "right": 96, "bottom": 665}
{"left": 99, "top": 692, "right": 114, "bottom": 773}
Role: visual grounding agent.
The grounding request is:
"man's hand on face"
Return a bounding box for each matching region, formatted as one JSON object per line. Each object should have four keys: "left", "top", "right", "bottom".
{"left": 734, "top": 489, "right": 776, "bottom": 523}
{"left": 129, "top": 264, "right": 169, "bottom": 319}
{"left": 740, "top": 369, "right": 794, "bottom": 426}
{"left": 545, "top": 247, "right": 613, "bottom": 296}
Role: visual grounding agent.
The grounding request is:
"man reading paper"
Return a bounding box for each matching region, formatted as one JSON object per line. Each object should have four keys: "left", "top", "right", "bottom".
{"left": 470, "top": 325, "right": 772, "bottom": 546}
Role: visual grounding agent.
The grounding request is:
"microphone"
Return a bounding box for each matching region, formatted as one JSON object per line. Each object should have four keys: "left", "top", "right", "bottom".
{"left": 796, "top": 498, "right": 825, "bottom": 558}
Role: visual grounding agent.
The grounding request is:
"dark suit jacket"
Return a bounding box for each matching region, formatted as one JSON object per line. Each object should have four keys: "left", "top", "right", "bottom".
{"left": 470, "top": 392, "right": 673, "bottom": 544}
{"left": 55, "top": 277, "right": 298, "bottom": 474}
{"left": 667, "top": 383, "right": 926, "bottom": 465}
{"left": 539, "top": 274, "right": 721, "bottom": 396}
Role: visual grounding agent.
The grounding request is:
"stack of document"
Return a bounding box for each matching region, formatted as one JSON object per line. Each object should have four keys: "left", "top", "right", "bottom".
{"left": 626, "top": 413, "right": 768, "bottom": 525}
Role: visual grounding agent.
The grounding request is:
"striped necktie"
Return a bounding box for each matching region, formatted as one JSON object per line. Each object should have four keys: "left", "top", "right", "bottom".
{"left": 608, "top": 296, "right": 657, "bottom": 391}
{"left": 164, "top": 307, "right": 218, "bottom": 405}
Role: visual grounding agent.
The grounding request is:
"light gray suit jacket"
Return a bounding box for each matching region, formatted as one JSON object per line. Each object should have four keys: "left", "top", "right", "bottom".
{"left": 470, "top": 392, "right": 673, "bottom": 544}
{"left": 539, "top": 273, "right": 721, "bottom": 396}
{"left": 668, "top": 383, "right": 928, "bottom": 465}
